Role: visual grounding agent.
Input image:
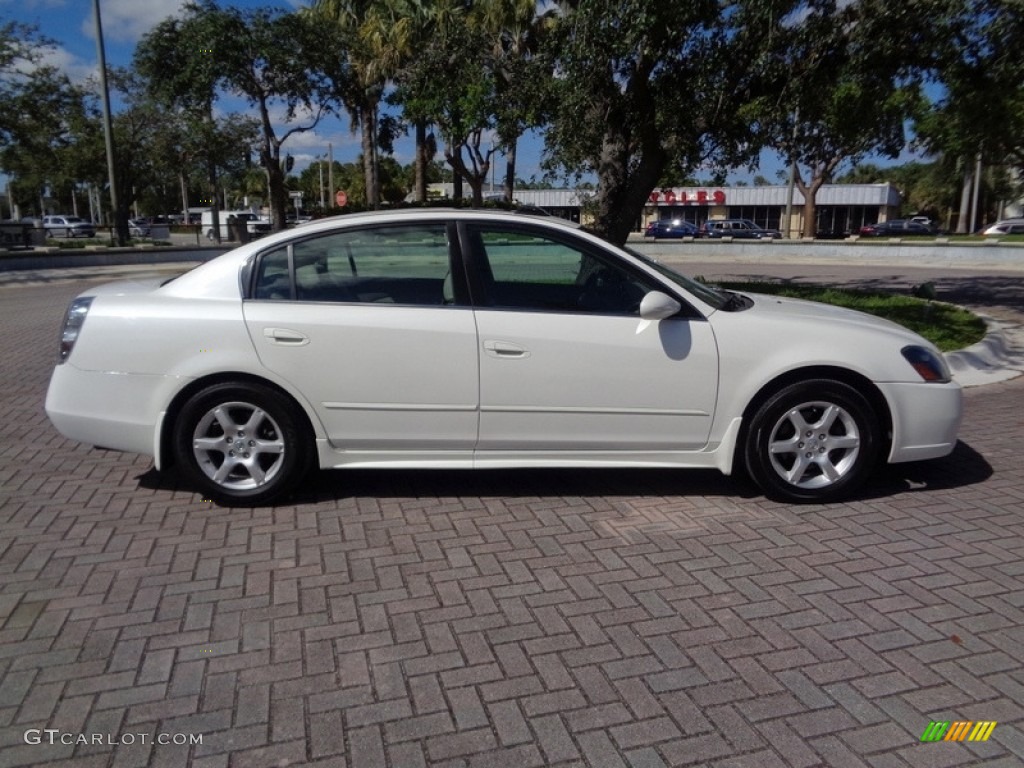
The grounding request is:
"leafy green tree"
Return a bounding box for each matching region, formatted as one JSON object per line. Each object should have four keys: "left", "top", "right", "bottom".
{"left": 540, "top": 0, "right": 770, "bottom": 244}
{"left": 0, "top": 20, "right": 38, "bottom": 148}
{"left": 137, "top": 5, "right": 243, "bottom": 237}
{"left": 395, "top": 19, "right": 500, "bottom": 206}
{"left": 136, "top": 1, "right": 342, "bottom": 231}
{"left": 1, "top": 21, "right": 92, "bottom": 217}
{"left": 839, "top": 158, "right": 1005, "bottom": 228}
{"left": 914, "top": 0, "right": 1024, "bottom": 231}
{"left": 744, "top": 0, "right": 950, "bottom": 238}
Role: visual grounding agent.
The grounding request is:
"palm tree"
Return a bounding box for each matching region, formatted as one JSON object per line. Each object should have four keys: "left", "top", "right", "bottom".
{"left": 311, "top": 0, "right": 414, "bottom": 209}
{"left": 470, "top": 0, "right": 553, "bottom": 202}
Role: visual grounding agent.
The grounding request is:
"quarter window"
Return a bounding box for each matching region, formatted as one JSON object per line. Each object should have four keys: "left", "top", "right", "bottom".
{"left": 252, "top": 224, "right": 455, "bottom": 305}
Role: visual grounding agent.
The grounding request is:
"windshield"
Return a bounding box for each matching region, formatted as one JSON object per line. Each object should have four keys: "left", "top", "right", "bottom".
{"left": 623, "top": 246, "right": 730, "bottom": 310}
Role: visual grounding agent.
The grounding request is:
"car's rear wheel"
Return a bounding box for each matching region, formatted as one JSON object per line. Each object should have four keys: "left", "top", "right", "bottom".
{"left": 744, "top": 379, "right": 879, "bottom": 503}
{"left": 174, "top": 382, "right": 310, "bottom": 505}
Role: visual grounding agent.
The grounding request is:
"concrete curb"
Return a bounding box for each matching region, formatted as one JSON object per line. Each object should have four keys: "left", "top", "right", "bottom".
{"left": 946, "top": 314, "right": 1024, "bottom": 387}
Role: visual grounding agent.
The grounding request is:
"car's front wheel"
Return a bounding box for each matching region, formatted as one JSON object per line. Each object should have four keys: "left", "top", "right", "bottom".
{"left": 744, "top": 379, "right": 879, "bottom": 503}
{"left": 174, "top": 382, "right": 311, "bottom": 505}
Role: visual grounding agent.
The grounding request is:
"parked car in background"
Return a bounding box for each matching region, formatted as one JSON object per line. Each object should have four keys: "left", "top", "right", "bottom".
{"left": 859, "top": 219, "right": 941, "bottom": 237}
{"left": 129, "top": 219, "right": 151, "bottom": 238}
{"left": 982, "top": 218, "right": 1024, "bottom": 236}
{"left": 201, "top": 210, "right": 271, "bottom": 241}
{"left": 702, "top": 219, "right": 781, "bottom": 239}
{"left": 46, "top": 208, "right": 961, "bottom": 507}
{"left": 644, "top": 219, "right": 701, "bottom": 239}
{"left": 43, "top": 215, "right": 95, "bottom": 238}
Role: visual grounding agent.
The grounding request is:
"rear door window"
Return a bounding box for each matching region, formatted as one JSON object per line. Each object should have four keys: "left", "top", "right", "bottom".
{"left": 251, "top": 223, "right": 460, "bottom": 306}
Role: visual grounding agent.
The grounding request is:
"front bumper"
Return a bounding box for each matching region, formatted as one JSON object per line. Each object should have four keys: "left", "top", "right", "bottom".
{"left": 879, "top": 381, "right": 963, "bottom": 463}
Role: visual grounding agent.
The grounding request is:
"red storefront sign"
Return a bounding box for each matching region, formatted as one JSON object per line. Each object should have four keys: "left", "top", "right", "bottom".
{"left": 648, "top": 189, "right": 726, "bottom": 205}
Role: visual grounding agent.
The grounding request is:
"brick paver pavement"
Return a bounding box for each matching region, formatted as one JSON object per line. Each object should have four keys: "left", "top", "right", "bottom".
{"left": 1, "top": 272, "right": 1022, "bottom": 768}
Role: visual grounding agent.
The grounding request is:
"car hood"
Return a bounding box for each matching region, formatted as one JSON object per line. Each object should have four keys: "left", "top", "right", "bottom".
{"left": 740, "top": 291, "right": 923, "bottom": 341}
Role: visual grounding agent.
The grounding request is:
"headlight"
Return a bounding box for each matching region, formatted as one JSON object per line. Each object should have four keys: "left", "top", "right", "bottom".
{"left": 901, "top": 345, "right": 951, "bottom": 383}
{"left": 58, "top": 297, "right": 93, "bottom": 363}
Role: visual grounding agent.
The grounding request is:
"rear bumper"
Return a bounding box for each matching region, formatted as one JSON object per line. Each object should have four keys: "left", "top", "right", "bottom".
{"left": 45, "top": 364, "right": 168, "bottom": 458}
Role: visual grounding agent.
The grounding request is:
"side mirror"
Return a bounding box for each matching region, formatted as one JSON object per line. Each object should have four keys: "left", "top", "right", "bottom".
{"left": 639, "top": 290, "right": 682, "bottom": 320}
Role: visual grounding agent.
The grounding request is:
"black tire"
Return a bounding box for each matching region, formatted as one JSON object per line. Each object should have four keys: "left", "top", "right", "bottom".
{"left": 174, "top": 382, "right": 311, "bottom": 505}
{"left": 744, "top": 379, "right": 879, "bottom": 503}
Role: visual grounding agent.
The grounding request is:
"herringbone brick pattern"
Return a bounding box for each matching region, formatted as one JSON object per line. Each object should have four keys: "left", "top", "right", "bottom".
{"left": 1, "top": 278, "right": 1022, "bottom": 767}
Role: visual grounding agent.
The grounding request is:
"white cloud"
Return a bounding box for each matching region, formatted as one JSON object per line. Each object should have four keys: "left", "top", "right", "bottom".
{"left": 35, "top": 44, "right": 97, "bottom": 84}
{"left": 79, "top": 0, "right": 188, "bottom": 44}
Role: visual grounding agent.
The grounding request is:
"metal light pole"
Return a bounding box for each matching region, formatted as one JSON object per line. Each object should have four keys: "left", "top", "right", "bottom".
{"left": 93, "top": 0, "right": 124, "bottom": 244}
{"left": 328, "top": 143, "right": 335, "bottom": 210}
{"left": 319, "top": 158, "right": 326, "bottom": 211}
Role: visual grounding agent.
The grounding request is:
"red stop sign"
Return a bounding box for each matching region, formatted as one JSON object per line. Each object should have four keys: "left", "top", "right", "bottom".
{"left": 335, "top": 190, "right": 348, "bottom": 207}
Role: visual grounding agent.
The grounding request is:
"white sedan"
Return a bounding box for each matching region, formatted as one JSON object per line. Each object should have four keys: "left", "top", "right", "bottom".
{"left": 46, "top": 209, "right": 962, "bottom": 505}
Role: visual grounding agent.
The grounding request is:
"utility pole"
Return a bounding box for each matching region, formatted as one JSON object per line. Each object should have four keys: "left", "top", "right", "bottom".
{"left": 93, "top": 0, "right": 125, "bottom": 244}
{"left": 319, "top": 159, "right": 325, "bottom": 211}
{"left": 328, "top": 143, "right": 335, "bottom": 211}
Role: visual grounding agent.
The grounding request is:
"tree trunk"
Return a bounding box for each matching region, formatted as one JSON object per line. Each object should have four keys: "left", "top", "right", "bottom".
{"left": 796, "top": 173, "right": 825, "bottom": 238}
{"left": 469, "top": 176, "right": 484, "bottom": 207}
{"left": 263, "top": 147, "right": 288, "bottom": 233}
{"left": 207, "top": 158, "right": 221, "bottom": 243}
{"left": 452, "top": 158, "right": 463, "bottom": 202}
{"left": 446, "top": 146, "right": 484, "bottom": 206}
{"left": 503, "top": 140, "right": 516, "bottom": 204}
{"left": 414, "top": 121, "right": 428, "bottom": 203}
{"left": 592, "top": 130, "right": 665, "bottom": 246}
{"left": 955, "top": 160, "right": 972, "bottom": 233}
{"left": 360, "top": 107, "right": 379, "bottom": 209}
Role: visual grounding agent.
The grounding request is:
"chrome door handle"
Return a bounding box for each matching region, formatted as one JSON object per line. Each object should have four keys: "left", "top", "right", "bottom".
{"left": 263, "top": 327, "right": 310, "bottom": 345}
{"left": 483, "top": 340, "right": 529, "bottom": 358}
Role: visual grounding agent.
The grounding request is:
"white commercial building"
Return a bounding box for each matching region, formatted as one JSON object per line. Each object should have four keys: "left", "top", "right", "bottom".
{"left": 421, "top": 183, "right": 903, "bottom": 237}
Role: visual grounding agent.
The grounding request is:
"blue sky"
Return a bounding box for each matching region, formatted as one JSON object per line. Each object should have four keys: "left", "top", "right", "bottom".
{"left": 1, "top": 0, "right": 567, "bottom": 186}
{"left": 1, "top": 0, "right": 396, "bottom": 179}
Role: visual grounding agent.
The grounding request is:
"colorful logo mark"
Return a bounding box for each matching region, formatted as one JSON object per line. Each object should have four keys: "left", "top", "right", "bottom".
{"left": 921, "top": 721, "right": 997, "bottom": 742}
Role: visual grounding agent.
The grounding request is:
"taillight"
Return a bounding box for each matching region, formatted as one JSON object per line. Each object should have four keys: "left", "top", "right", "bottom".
{"left": 58, "top": 297, "right": 93, "bottom": 363}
